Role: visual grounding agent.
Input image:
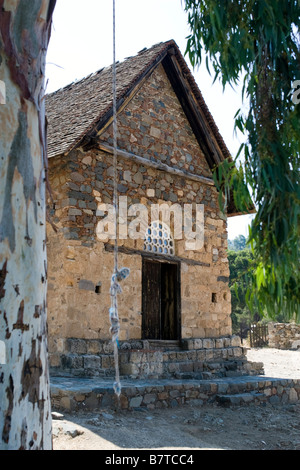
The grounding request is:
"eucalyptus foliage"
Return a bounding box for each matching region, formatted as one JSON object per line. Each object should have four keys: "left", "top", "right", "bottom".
{"left": 184, "top": 0, "right": 300, "bottom": 320}
{"left": 228, "top": 249, "right": 255, "bottom": 333}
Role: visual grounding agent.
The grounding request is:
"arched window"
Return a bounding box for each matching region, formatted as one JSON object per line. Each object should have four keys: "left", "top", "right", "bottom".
{"left": 144, "top": 221, "right": 175, "bottom": 256}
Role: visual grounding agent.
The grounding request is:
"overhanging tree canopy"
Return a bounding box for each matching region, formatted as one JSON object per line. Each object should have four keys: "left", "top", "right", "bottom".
{"left": 184, "top": 0, "right": 300, "bottom": 319}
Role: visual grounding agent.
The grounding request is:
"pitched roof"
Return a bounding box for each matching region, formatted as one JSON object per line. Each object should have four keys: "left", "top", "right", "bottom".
{"left": 46, "top": 40, "right": 255, "bottom": 216}
{"left": 46, "top": 40, "right": 231, "bottom": 163}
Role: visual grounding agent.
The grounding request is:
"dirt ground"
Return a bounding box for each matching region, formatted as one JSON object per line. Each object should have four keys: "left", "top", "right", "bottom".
{"left": 52, "top": 348, "right": 300, "bottom": 451}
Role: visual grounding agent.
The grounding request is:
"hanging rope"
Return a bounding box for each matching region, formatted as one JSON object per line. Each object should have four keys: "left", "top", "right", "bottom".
{"left": 109, "top": 0, "right": 130, "bottom": 399}
{"left": 112, "top": 0, "right": 118, "bottom": 274}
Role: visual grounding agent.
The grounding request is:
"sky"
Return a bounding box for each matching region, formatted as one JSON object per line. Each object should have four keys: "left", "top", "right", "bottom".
{"left": 45, "top": 0, "right": 255, "bottom": 241}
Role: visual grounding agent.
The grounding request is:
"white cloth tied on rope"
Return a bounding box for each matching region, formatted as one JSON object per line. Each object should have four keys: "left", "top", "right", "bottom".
{"left": 109, "top": 267, "right": 130, "bottom": 396}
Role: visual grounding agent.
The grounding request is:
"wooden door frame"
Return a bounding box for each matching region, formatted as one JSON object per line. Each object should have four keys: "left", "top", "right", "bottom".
{"left": 141, "top": 255, "right": 181, "bottom": 341}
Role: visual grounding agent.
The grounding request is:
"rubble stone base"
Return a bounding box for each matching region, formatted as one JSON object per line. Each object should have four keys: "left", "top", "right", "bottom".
{"left": 50, "top": 335, "right": 263, "bottom": 380}
{"left": 50, "top": 375, "right": 300, "bottom": 412}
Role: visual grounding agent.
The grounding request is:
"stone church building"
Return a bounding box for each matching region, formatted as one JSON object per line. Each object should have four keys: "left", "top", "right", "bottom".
{"left": 46, "top": 40, "right": 255, "bottom": 379}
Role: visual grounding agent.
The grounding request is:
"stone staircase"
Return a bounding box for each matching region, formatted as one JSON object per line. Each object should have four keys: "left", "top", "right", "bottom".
{"left": 50, "top": 336, "right": 300, "bottom": 412}
{"left": 50, "top": 335, "right": 264, "bottom": 380}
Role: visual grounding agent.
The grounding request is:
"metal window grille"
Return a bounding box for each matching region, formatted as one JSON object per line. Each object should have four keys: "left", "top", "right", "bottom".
{"left": 144, "top": 221, "right": 175, "bottom": 256}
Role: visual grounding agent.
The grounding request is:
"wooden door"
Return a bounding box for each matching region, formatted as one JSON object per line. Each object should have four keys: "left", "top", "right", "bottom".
{"left": 142, "top": 259, "right": 161, "bottom": 339}
{"left": 161, "top": 263, "right": 178, "bottom": 340}
{"left": 142, "top": 259, "right": 180, "bottom": 340}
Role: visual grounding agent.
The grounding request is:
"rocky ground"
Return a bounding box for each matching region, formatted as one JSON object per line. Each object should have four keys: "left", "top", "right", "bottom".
{"left": 52, "top": 348, "right": 300, "bottom": 451}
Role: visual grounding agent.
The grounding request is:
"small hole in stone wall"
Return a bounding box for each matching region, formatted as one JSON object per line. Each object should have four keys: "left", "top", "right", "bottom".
{"left": 95, "top": 283, "right": 101, "bottom": 294}
{"left": 212, "top": 293, "right": 217, "bottom": 303}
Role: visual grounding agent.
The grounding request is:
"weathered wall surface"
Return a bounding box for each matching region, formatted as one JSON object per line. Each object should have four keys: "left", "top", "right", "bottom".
{"left": 99, "top": 64, "right": 212, "bottom": 179}
{"left": 47, "top": 63, "right": 231, "bottom": 368}
{"left": 268, "top": 323, "right": 300, "bottom": 350}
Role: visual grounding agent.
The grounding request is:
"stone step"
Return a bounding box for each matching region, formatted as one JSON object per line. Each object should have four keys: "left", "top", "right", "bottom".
{"left": 216, "top": 392, "right": 265, "bottom": 407}
{"left": 145, "top": 339, "right": 181, "bottom": 351}
{"left": 50, "top": 375, "right": 300, "bottom": 412}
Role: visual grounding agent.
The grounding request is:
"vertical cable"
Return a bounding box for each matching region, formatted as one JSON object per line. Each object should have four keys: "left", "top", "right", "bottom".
{"left": 110, "top": 0, "right": 121, "bottom": 400}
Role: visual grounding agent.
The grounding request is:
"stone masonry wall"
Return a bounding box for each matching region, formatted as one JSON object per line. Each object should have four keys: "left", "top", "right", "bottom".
{"left": 51, "top": 335, "right": 263, "bottom": 379}
{"left": 268, "top": 323, "right": 300, "bottom": 350}
{"left": 99, "top": 64, "right": 213, "bottom": 179}
{"left": 47, "top": 62, "right": 232, "bottom": 368}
